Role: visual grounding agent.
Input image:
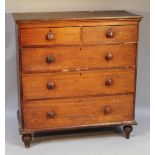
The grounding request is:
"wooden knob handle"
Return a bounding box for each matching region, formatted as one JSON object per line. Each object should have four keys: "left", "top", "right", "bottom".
{"left": 47, "top": 111, "right": 55, "bottom": 118}
{"left": 47, "top": 82, "right": 55, "bottom": 89}
{"left": 105, "top": 52, "right": 113, "bottom": 60}
{"left": 105, "top": 79, "right": 113, "bottom": 86}
{"left": 46, "top": 32, "right": 54, "bottom": 40}
{"left": 46, "top": 56, "right": 54, "bottom": 63}
{"left": 104, "top": 106, "right": 111, "bottom": 114}
{"left": 106, "top": 30, "right": 114, "bottom": 38}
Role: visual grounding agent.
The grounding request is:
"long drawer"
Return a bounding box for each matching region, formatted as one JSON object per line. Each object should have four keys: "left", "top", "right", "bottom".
{"left": 83, "top": 25, "right": 138, "bottom": 44}
{"left": 20, "top": 27, "right": 81, "bottom": 46}
{"left": 23, "top": 94, "right": 134, "bottom": 130}
{"left": 21, "top": 44, "right": 136, "bottom": 72}
{"left": 22, "top": 69, "right": 135, "bottom": 100}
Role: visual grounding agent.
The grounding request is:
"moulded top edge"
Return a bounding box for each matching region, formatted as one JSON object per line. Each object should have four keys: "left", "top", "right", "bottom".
{"left": 13, "top": 10, "right": 143, "bottom": 22}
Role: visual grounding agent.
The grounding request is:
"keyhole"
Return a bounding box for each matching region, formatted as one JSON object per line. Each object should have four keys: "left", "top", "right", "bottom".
{"left": 80, "top": 48, "right": 82, "bottom": 51}
{"left": 80, "top": 73, "right": 82, "bottom": 76}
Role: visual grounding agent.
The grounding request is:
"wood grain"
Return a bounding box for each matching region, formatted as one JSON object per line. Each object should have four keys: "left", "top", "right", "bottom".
{"left": 23, "top": 94, "right": 134, "bottom": 130}
{"left": 21, "top": 44, "right": 136, "bottom": 73}
{"left": 14, "top": 10, "right": 142, "bottom": 141}
{"left": 83, "top": 25, "right": 138, "bottom": 44}
{"left": 20, "top": 27, "right": 81, "bottom": 46}
{"left": 22, "top": 69, "right": 135, "bottom": 100}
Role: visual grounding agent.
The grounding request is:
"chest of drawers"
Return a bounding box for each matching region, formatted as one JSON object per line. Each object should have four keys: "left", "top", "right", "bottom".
{"left": 13, "top": 11, "right": 142, "bottom": 148}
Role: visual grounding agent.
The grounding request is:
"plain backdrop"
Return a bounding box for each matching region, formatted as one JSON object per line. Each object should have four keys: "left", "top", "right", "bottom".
{"left": 5, "top": 0, "right": 150, "bottom": 154}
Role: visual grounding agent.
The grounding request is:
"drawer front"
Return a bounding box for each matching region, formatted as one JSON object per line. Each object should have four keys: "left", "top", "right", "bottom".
{"left": 83, "top": 25, "right": 138, "bottom": 44}
{"left": 21, "top": 44, "right": 136, "bottom": 72}
{"left": 20, "top": 27, "right": 81, "bottom": 46}
{"left": 22, "top": 69, "right": 135, "bottom": 100}
{"left": 23, "top": 94, "right": 134, "bottom": 130}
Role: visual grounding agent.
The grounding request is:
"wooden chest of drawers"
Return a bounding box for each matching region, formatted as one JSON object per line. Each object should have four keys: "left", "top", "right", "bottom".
{"left": 13, "top": 11, "right": 142, "bottom": 148}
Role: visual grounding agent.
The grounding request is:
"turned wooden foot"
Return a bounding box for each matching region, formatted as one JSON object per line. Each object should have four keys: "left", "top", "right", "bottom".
{"left": 123, "top": 125, "right": 133, "bottom": 139}
{"left": 22, "top": 134, "right": 32, "bottom": 148}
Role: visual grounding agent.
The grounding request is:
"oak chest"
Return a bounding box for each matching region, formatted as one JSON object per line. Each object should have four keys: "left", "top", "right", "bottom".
{"left": 13, "top": 11, "right": 142, "bottom": 148}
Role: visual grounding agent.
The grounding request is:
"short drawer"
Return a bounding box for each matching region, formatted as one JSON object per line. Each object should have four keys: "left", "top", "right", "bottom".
{"left": 22, "top": 69, "right": 135, "bottom": 100}
{"left": 83, "top": 25, "right": 138, "bottom": 44}
{"left": 21, "top": 44, "right": 136, "bottom": 72}
{"left": 20, "top": 27, "right": 81, "bottom": 46}
{"left": 23, "top": 94, "right": 134, "bottom": 130}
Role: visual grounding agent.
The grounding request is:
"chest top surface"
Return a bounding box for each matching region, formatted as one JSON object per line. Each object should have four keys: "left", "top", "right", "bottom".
{"left": 13, "top": 10, "right": 142, "bottom": 22}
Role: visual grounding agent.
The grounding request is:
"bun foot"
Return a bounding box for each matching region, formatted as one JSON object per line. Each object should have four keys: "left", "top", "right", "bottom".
{"left": 22, "top": 134, "right": 32, "bottom": 148}
{"left": 123, "top": 125, "right": 133, "bottom": 139}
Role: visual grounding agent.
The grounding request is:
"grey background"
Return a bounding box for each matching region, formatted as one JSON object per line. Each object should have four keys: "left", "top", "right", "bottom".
{"left": 5, "top": 1, "right": 150, "bottom": 154}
